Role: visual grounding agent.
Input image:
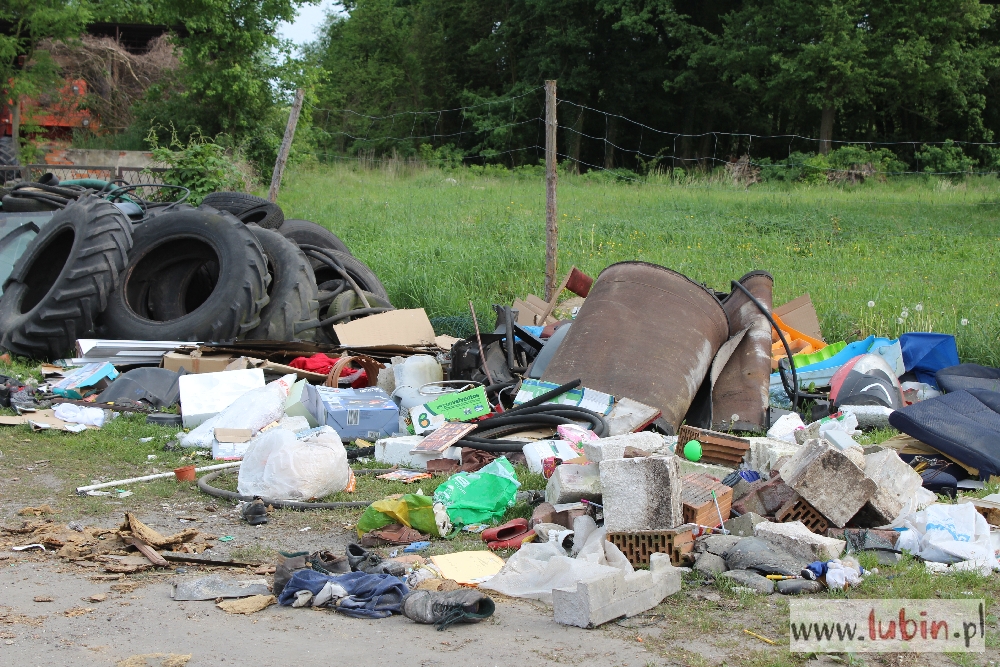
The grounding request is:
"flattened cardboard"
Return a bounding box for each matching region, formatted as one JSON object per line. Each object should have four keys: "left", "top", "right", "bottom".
{"left": 214, "top": 428, "right": 252, "bottom": 443}
{"left": 0, "top": 409, "right": 97, "bottom": 432}
{"left": 411, "top": 421, "right": 476, "bottom": 453}
{"left": 332, "top": 309, "right": 436, "bottom": 348}
{"left": 774, "top": 293, "right": 824, "bottom": 342}
{"left": 162, "top": 352, "right": 234, "bottom": 374}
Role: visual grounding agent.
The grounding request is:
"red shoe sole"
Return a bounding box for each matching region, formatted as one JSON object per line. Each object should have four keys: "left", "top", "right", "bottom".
{"left": 481, "top": 518, "right": 529, "bottom": 543}
{"left": 487, "top": 530, "right": 535, "bottom": 550}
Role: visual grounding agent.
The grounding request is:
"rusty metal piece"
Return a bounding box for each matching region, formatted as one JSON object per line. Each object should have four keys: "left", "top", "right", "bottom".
{"left": 540, "top": 262, "right": 729, "bottom": 434}
{"left": 712, "top": 271, "right": 774, "bottom": 431}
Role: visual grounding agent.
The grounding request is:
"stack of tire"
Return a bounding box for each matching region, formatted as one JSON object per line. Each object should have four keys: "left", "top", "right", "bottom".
{"left": 0, "top": 192, "right": 389, "bottom": 361}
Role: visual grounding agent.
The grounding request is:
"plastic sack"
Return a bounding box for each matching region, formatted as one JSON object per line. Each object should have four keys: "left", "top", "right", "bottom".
{"left": 766, "top": 412, "right": 805, "bottom": 444}
{"left": 52, "top": 403, "right": 107, "bottom": 427}
{"left": 432, "top": 457, "right": 520, "bottom": 526}
{"left": 357, "top": 492, "right": 441, "bottom": 537}
{"left": 182, "top": 374, "right": 295, "bottom": 448}
{"left": 895, "top": 502, "right": 999, "bottom": 570}
{"left": 480, "top": 519, "right": 633, "bottom": 604}
{"left": 237, "top": 425, "right": 349, "bottom": 501}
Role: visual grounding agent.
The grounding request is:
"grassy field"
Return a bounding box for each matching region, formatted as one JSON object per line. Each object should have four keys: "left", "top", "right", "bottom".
{"left": 277, "top": 165, "right": 1000, "bottom": 365}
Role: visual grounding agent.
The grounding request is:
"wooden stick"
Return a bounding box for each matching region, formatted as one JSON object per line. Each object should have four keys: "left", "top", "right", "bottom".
{"left": 128, "top": 537, "right": 168, "bottom": 567}
{"left": 268, "top": 88, "right": 305, "bottom": 203}
{"left": 544, "top": 80, "right": 558, "bottom": 301}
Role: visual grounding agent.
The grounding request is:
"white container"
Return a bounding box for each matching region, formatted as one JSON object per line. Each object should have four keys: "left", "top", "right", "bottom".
{"left": 374, "top": 435, "right": 462, "bottom": 470}
{"left": 392, "top": 355, "right": 442, "bottom": 393}
{"left": 521, "top": 440, "right": 583, "bottom": 474}
{"left": 178, "top": 368, "right": 265, "bottom": 428}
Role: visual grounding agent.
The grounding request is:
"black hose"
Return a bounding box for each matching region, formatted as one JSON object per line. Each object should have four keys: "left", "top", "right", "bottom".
{"left": 197, "top": 466, "right": 390, "bottom": 510}
{"left": 729, "top": 279, "right": 806, "bottom": 413}
{"left": 455, "top": 402, "right": 609, "bottom": 452}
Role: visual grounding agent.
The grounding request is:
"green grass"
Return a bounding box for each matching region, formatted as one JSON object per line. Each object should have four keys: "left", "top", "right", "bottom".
{"left": 277, "top": 164, "right": 1000, "bottom": 365}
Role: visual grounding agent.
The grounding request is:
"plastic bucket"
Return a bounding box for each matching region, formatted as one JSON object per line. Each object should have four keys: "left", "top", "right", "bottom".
{"left": 174, "top": 465, "right": 196, "bottom": 482}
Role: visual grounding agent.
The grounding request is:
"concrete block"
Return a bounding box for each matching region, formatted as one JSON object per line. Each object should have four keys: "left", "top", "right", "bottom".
{"left": 754, "top": 520, "right": 846, "bottom": 562}
{"left": 581, "top": 432, "right": 666, "bottom": 463}
{"left": 778, "top": 438, "right": 876, "bottom": 527}
{"left": 374, "top": 435, "right": 461, "bottom": 470}
{"left": 693, "top": 552, "right": 727, "bottom": 575}
{"left": 553, "top": 552, "right": 682, "bottom": 628}
{"left": 678, "top": 458, "right": 737, "bottom": 478}
{"left": 723, "top": 512, "right": 765, "bottom": 537}
{"left": 545, "top": 463, "right": 602, "bottom": 504}
{"left": 720, "top": 570, "right": 773, "bottom": 594}
{"left": 757, "top": 478, "right": 799, "bottom": 515}
{"left": 745, "top": 437, "right": 801, "bottom": 474}
{"left": 864, "top": 449, "right": 923, "bottom": 502}
{"left": 600, "top": 455, "right": 682, "bottom": 532}
{"left": 853, "top": 486, "right": 904, "bottom": 527}
{"left": 731, "top": 478, "right": 755, "bottom": 501}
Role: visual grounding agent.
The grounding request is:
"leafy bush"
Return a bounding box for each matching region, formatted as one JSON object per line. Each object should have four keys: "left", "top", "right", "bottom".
{"left": 915, "top": 140, "right": 978, "bottom": 179}
{"left": 758, "top": 147, "right": 906, "bottom": 184}
{"left": 146, "top": 126, "right": 252, "bottom": 204}
{"left": 417, "top": 143, "right": 465, "bottom": 168}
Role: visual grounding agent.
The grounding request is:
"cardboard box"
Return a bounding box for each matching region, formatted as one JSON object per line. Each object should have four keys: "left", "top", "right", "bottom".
{"left": 332, "top": 308, "right": 436, "bottom": 348}
{"left": 162, "top": 352, "right": 234, "bottom": 374}
{"left": 316, "top": 386, "right": 399, "bottom": 441}
{"left": 51, "top": 362, "right": 118, "bottom": 400}
{"left": 177, "top": 368, "right": 265, "bottom": 428}
{"left": 284, "top": 379, "right": 326, "bottom": 427}
{"left": 774, "top": 293, "right": 824, "bottom": 342}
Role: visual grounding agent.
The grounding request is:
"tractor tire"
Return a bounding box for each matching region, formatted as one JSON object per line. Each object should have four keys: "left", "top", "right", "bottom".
{"left": 97, "top": 208, "right": 270, "bottom": 342}
{"left": 278, "top": 218, "right": 351, "bottom": 256}
{"left": 201, "top": 192, "right": 284, "bottom": 230}
{"left": 325, "top": 290, "right": 393, "bottom": 324}
{"left": 244, "top": 226, "right": 321, "bottom": 341}
{"left": 0, "top": 195, "right": 132, "bottom": 360}
{"left": 312, "top": 249, "right": 389, "bottom": 302}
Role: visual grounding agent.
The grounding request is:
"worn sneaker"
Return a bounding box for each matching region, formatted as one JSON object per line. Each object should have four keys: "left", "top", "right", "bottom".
{"left": 309, "top": 550, "right": 350, "bottom": 574}
{"left": 241, "top": 498, "right": 268, "bottom": 526}
{"left": 346, "top": 543, "right": 405, "bottom": 577}
{"left": 401, "top": 589, "right": 496, "bottom": 630}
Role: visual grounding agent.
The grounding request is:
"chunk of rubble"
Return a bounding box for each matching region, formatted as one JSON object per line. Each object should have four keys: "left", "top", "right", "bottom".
{"left": 778, "top": 438, "right": 875, "bottom": 528}
{"left": 754, "top": 520, "right": 846, "bottom": 562}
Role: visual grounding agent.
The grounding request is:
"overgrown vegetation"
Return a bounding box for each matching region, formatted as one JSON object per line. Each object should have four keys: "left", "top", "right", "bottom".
{"left": 146, "top": 127, "right": 255, "bottom": 203}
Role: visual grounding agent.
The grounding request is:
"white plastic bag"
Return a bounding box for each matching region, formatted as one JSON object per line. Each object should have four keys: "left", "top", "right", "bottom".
{"left": 181, "top": 374, "right": 295, "bottom": 448}
{"left": 237, "top": 425, "right": 349, "bottom": 501}
{"left": 766, "top": 412, "right": 804, "bottom": 444}
{"left": 52, "top": 403, "right": 107, "bottom": 427}
{"left": 896, "top": 503, "right": 999, "bottom": 570}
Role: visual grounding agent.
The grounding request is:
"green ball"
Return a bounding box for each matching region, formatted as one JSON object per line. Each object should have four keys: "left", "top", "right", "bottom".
{"left": 683, "top": 440, "right": 702, "bottom": 462}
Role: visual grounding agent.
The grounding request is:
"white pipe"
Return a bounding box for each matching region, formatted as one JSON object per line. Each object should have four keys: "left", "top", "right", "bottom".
{"left": 75, "top": 461, "right": 241, "bottom": 494}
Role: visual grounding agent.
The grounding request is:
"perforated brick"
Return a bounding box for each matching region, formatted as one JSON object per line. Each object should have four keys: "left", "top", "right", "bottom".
{"left": 775, "top": 496, "right": 829, "bottom": 534}
{"left": 677, "top": 425, "right": 750, "bottom": 467}
{"left": 607, "top": 526, "right": 695, "bottom": 567}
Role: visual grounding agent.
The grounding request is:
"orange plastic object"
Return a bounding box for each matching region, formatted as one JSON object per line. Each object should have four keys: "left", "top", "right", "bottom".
{"left": 173, "top": 465, "right": 196, "bottom": 482}
{"left": 772, "top": 314, "right": 825, "bottom": 351}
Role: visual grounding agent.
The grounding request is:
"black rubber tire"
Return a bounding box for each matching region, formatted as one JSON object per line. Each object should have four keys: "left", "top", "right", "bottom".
{"left": 1, "top": 193, "right": 60, "bottom": 211}
{"left": 278, "top": 218, "right": 351, "bottom": 256}
{"left": 244, "top": 226, "right": 321, "bottom": 341}
{"left": 325, "top": 290, "right": 392, "bottom": 323}
{"left": 313, "top": 249, "right": 389, "bottom": 302}
{"left": 97, "top": 208, "right": 270, "bottom": 342}
{"left": 201, "top": 192, "right": 284, "bottom": 230}
{"left": 0, "top": 195, "right": 132, "bottom": 359}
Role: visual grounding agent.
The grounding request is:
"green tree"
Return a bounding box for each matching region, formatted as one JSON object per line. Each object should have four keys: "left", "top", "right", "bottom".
{"left": 0, "top": 0, "right": 91, "bottom": 159}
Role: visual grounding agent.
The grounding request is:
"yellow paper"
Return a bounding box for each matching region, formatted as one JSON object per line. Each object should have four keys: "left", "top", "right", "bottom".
{"left": 430, "top": 551, "right": 506, "bottom": 586}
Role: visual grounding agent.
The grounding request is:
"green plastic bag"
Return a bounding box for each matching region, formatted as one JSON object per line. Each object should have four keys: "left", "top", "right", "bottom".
{"left": 433, "top": 457, "right": 520, "bottom": 526}
{"left": 356, "top": 493, "right": 439, "bottom": 537}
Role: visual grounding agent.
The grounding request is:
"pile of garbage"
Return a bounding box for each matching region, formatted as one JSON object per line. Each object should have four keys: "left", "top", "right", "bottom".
{"left": 3, "top": 253, "right": 1000, "bottom": 631}
{"left": 0, "top": 176, "right": 389, "bottom": 360}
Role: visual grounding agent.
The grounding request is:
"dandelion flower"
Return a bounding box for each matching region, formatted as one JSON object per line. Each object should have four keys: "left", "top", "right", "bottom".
{"left": 897, "top": 317, "right": 904, "bottom": 324}
{"left": 961, "top": 318, "right": 969, "bottom": 326}
{"left": 900, "top": 310, "right": 908, "bottom": 320}
{"left": 915, "top": 303, "right": 924, "bottom": 312}
{"left": 867, "top": 301, "right": 875, "bottom": 308}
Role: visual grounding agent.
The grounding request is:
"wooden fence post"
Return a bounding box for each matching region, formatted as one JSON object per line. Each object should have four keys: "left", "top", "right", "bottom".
{"left": 268, "top": 88, "right": 305, "bottom": 203}
{"left": 544, "top": 80, "right": 558, "bottom": 301}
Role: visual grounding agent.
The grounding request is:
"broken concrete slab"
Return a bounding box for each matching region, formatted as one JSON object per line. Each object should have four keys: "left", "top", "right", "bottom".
{"left": 778, "top": 438, "right": 876, "bottom": 528}
{"left": 694, "top": 534, "right": 741, "bottom": 556}
{"left": 852, "top": 486, "right": 904, "bottom": 528}
{"left": 693, "top": 552, "right": 727, "bottom": 576}
{"left": 724, "top": 537, "right": 804, "bottom": 576}
{"left": 600, "top": 455, "right": 682, "bottom": 532}
{"left": 723, "top": 512, "right": 765, "bottom": 537}
{"left": 677, "top": 458, "right": 738, "bottom": 479}
{"left": 545, "top": 463, "right": 602, "bottom": 504}
{"left": 170, "top": 576, "right": 270, "bottom": 601}
{"left": 581, "top": 432, "right": 666, "bottom": 463}
{"left": 552, "top": 552, "right": 682, "bottom": 628}
{"left": 864, "top": 449, "right": 923, "bottom": 503}
{"left": 754, "top": 520, "right": 846, "bottom": 562}
{"left": 720, "top": 569, "right": 774, "bottom": 594}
